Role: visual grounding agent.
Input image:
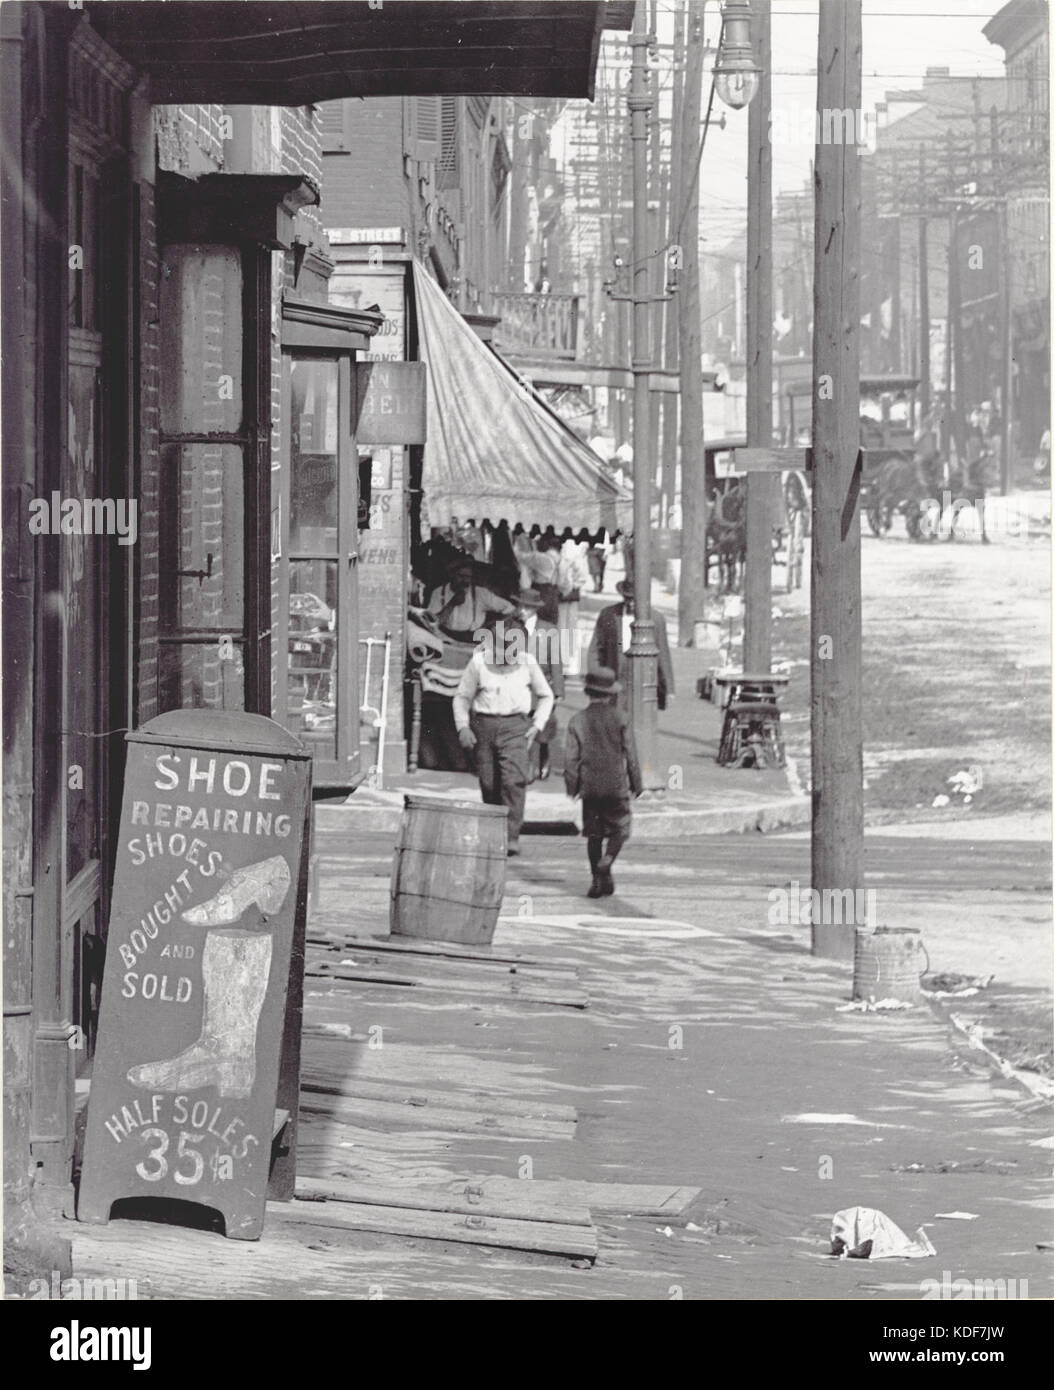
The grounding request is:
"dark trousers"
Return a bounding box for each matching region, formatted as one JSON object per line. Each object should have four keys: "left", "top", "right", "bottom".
{"left": 472, "top": 712, "right": 529, "bottom": 844}
{"left": 583, "top": 796, "right": 632, "bottom": 869}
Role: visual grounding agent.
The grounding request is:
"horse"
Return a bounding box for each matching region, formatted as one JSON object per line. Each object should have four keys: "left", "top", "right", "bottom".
{"left": 706, "top": 481, "right": 746, "bottom": 593}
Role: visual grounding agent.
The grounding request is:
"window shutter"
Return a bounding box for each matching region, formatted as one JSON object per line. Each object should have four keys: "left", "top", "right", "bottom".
{"left": 437, "top": 96, "right": 459, "bottom": 190}
{"left": 409, "top": 96, "right": 441, "bottom": 163}
{"left": 317, "top": 100, "right": 348, "bottom": 152}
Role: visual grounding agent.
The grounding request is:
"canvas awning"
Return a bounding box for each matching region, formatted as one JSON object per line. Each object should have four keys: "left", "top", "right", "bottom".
{"left": 412, "top": 262, "right": 631, "bottom": 533}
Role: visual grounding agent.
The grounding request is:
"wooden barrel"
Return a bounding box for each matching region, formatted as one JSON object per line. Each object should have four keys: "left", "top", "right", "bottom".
{"left": 390, "top": 795, "right": 508, "bottom": 944}
{"left": 853, "top": 927, "right": 927, "bottom": 1005}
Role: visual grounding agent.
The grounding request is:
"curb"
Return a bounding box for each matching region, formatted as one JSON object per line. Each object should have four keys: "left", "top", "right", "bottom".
{"left": 315, "top": 794, "right": 812, "bottom": 839}
{"left": 925, "top": 996, "right": 1054, "bottom": 1104}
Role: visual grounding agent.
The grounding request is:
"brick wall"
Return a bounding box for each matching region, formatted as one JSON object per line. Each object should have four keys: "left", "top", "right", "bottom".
{"left": 135, "top": 180, "right": 160, "bottom": 724}
{"left": 319, "top": 98, "right": 409, "bottom": 229}
{"left": 154, "top": 103, "right": 227, "bottom": 175}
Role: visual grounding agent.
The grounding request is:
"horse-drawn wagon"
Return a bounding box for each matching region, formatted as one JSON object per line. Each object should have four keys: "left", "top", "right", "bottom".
{"left": 782, "top": 373, "right": 945, "bottom": 540}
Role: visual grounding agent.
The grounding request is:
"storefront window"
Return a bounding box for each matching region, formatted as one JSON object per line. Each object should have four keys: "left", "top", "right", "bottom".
{"left": 157, "top": 244, "right": 249, "bottom": 713}
{"left": 289, "top": 358, "right": 339, "bottom": 552}
{"left": 276, "top": 347, "right": 360, "bottom": 783}
{"left": 286, "top": 558, "right": 338, "bottom": 760}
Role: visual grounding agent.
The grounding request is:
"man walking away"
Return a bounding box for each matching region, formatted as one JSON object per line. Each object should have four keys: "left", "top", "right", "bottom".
{"left": 453, "top": 619, "right": 554, "bottom": 856}
{"left": 564, "top": 666, "right": 642, "bottom": 897}
{"left": 590, "top": 579, "right": 674, "bottom": 711}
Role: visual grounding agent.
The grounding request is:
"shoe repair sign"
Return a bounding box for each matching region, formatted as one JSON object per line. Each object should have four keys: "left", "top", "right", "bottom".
{"left": 79, "top": 712, "right": 311, "bottom": 1240}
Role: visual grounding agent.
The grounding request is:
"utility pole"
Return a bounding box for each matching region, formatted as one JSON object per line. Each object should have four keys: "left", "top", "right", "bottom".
{"left": 993, "top": 109, "right": 1013, "bottom": 495}
{"left": 811, "top": 0, "right": 863, "bottom": 962}
{"left": 890, "top": 153, "right": 902, "bottom": 371}
{"left": 626, "top": 1, "right": 660, "bottom": 786}
{"left": 945, "top": 131, "right": 966, "bottom": 468}
{"left": 742, "top": 0, "right": 775, "bottom": 672}
{"left": 649, "top": 0, "right": 664, "bottom": 493}
{"left": 999, "top": 206, "right": 1013, "bottom": 494}
{"left": 949, "top": 203, "right": 966, "bottom": 467}
{"left": 660, "top": 0, "right": 686, "bottom": 528}
{"left": 918, "top": 146, "right": 931, "bottom": 421}
{"left": 676, "top": 0, "right": 706, "bottom": 648}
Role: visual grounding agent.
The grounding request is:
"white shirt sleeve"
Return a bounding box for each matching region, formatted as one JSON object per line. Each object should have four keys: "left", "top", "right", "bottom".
{"left": 526, "top": 655, "right": 555, "bottom": 732}
{"left": 452, "top": 657, "right": 480, "bottom": 731}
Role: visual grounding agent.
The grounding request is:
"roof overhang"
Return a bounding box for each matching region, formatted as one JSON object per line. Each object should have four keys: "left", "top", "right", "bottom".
{"left": 88, "top": 2, "right": 636, "bottom": 105}
{"left": 983, "top": 0, "right": 1049, "bottom": 57}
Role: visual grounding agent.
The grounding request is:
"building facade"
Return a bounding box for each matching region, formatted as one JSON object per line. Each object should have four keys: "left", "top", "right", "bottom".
{"left": 985, "top": 0, "right": 1051, "bottom": 460}
{"left": 2, "top": 0, "right": 632, "bottom": 1288}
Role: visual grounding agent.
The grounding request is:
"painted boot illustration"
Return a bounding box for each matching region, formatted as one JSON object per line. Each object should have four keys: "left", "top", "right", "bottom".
{"left": 182, "top": 854, "right": 291, "bottom": 927}
{"left": 127, "top": 929, "right": 273, "bottom": 1099}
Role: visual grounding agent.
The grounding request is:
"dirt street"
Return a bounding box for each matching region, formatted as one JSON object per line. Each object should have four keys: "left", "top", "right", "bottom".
{"left": 773, "top": 500, "right": 1051, "bottom": 823}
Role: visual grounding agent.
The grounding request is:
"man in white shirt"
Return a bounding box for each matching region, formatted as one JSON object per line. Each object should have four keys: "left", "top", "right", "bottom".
{"left": 453, "top": 619, "right": 554, "bottom": 856}
{"left": 427, "top": 556, "right": 517, "bottom": 641}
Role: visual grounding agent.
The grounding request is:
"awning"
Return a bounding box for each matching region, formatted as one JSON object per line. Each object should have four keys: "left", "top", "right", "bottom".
{"left": 90, "top": 2, "right": 635, "bottom": 104}
{"left": 412, "top": 262, "right": 631, "bottom": 533}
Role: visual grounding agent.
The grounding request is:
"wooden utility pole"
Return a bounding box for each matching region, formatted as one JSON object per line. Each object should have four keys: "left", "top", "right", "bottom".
{"left": 811, "top": 0, "right": 863, "bottom": 962}
{"left": 889, "top": 154, "right": 902, "bottom": 371}
{"left": 648, "top": 0, "right": 664, "bottom": 490}
{"left": 626, "top": 1, "right": 660, "bottom": 786}
{"left": 918, "top": 146, "right": 931, "bottom": 421}
{"left": 743, "top": 0, "right": 776, "bottom": 672}
{"left": 676, "top": 0, "right": 706, "bottom": 647}
{"left": 993, "top": 109, "right": 1013, "bottom": 495}
{"left": 660, "top": 0, "right": 686, "bottom": 526}
{"left": 949, "top": 203, "right": 966, "bottom": 467}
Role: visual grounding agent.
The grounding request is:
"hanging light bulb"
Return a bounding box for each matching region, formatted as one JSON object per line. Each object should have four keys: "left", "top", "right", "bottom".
{"left": 713, "top": 0, "right": 761, "bottom": 110}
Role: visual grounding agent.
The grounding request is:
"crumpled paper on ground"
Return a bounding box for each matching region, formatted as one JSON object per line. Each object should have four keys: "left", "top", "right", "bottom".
{"left": 830, "top": 1206, "right": 937, "bottom": 1260}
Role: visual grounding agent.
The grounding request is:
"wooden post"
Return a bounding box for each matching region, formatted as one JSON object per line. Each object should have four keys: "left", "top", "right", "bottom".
{"left": 676, "top": 0, "right": 707, "bottom": 647}
{"left": 659, "top": 0, "right": 686, "bottom": 527}
{"left": 918, "top": 147, "right": 931, "bottom": 421}
{"left": 626, "top": 2, "right": 660, "bottom": 787}
{"left": 648, "top": 0, "right": 664, "bottom": 489}
{"left": 743, "top": 0, "right": 776, "bottom": 673}
{"left": 811, "top": 0, "right": 863, "bottom": 962}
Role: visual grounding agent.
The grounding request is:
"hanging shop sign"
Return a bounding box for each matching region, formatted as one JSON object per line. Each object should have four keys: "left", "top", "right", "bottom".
{"left": 352, "top": 361, "right": 427, "bottom": 446}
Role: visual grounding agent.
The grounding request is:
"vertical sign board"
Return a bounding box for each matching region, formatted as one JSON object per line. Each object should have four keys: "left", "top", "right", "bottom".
{"left": 79, "top": 711, "right": 311, "bottom": 1240}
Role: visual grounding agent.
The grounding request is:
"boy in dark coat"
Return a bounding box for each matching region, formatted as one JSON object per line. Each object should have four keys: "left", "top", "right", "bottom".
{"left": 564, "top": 666, "right": 643, "bottom": 898}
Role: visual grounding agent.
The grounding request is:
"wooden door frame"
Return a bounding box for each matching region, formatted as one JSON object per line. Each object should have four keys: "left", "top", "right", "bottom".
{"left": 276, "top": 346, "right": 362, "bottom": 787}
{"left": 30, "top": 8, "right": 136, "bottom": 1204}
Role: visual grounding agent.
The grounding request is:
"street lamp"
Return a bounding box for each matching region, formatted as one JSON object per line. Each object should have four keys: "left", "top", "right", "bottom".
{"left": 713, "top": 0, "right": 761, "bottom": 110}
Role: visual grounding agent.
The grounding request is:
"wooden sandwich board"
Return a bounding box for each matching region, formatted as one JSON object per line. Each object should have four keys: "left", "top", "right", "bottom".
{"left": 78, "top": 712, "right": 312, "bottom": 1240}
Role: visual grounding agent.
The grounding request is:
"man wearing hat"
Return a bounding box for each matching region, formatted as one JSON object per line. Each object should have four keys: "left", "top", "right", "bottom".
{"left": 589, "top": 579, "right": 674, "bottom": 711}
{"left": 564, "top": 666, "right": 642, "bottom": 897}
{"left": 426, "top": 555, "right": 517, "bottom": 642}
{"left": 453, "top": 616, "right": 554, "bottom": 856}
